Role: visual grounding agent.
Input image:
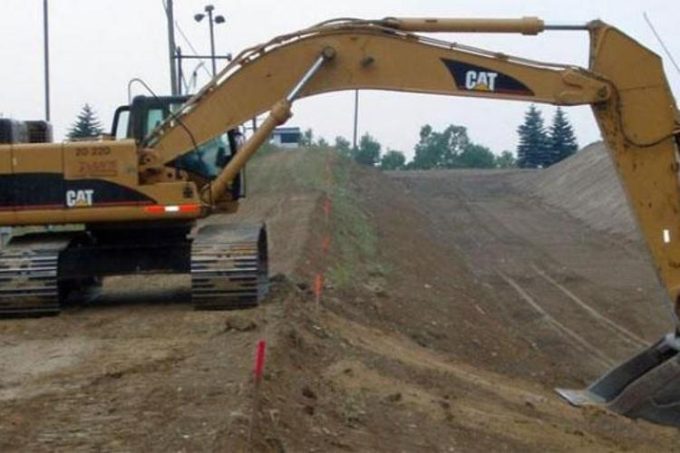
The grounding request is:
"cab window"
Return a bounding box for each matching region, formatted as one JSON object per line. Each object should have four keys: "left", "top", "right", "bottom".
{"left": 146, "top": 109, "right": 165, "bottom": 136}
{"left": 175, "top": 133, "right": 233, "bottom": 179}
{"left": 114, "top": 110, "right": 130, "bottom": 140}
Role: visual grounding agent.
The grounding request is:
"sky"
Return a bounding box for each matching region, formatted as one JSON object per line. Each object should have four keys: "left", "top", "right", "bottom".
{"left": 1, "top": 0, "right": 679, "bottom": 159}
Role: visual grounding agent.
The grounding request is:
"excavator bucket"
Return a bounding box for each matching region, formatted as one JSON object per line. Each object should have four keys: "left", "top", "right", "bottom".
{"left": 556, "top": 333, "right": 680, "bottom": 426}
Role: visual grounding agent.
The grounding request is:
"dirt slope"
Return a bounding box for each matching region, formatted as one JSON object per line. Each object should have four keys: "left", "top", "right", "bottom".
{"left": 511, "top": 142, "right": 639, "bottom": 241}
{"left": 1, "top": 147, "right": 679, "bottom": 452}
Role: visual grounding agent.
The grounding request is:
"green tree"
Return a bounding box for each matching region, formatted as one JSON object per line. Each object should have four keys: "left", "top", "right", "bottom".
{"left": 380, "top": 149, "right": 406, "bottom": 170}
{"left": 300, "top": 128, "right": 314, "bottom": 147}
{"left": 495, "top": 150, "right": 517, "bottom": 168}
{"left": 334, "top": 136, "right": 352, "bottom": 157}
{"left": 549, "top": 107, "right": 578, "bottom": 164}
{"left": 316, "top": 137, "right": 329, "bottom": 148}
{"left": 354, "top": 133, "right": 381, "bottom": 166}
{"left": 516, "top": 105, "right": 549, "bottom": 168}
{"left": 68, "top": 104, "right": 103, "bottom": 139}
{"left": 458, "top": 143, "right": 495, "bottom": 168}
{"left": 411, "top": 124, "right": 469, "bottom": 169}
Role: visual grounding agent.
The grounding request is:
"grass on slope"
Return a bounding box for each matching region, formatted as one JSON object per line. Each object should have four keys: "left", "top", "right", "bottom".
{"left": 247, "top": 145, "right": 382, "bottom": 288}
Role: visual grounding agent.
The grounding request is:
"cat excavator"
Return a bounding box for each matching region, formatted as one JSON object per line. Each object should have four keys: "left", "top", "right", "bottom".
{"left": 1, "top": 16, "right": 680, "bottom": 426}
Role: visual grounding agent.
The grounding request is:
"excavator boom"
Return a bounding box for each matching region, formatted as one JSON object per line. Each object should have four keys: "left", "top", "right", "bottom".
{"left": 146, "top": 18, "right": 612, "bottom": 162}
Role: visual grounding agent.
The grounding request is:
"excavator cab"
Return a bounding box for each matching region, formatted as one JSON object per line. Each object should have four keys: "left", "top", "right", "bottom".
{"left": 111, "top": 95, "right": 244, "bottom": 199}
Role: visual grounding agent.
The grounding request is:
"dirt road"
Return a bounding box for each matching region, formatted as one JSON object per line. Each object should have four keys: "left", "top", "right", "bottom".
{"left": 1, "top": 148, "right": 679, "bottom": 452}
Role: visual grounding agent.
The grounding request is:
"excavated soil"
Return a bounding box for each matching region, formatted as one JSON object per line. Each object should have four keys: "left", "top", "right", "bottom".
{"left": 1, "top": 147, "right": 679, "bottom": 452}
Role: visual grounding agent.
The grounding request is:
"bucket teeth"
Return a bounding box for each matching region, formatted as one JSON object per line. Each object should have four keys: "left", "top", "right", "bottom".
{"left": 557, "top": 333, "right": 680, "bottom": 427}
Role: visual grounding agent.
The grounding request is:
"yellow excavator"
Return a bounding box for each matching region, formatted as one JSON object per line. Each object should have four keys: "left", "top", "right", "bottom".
{"left": 1, "top": 16, "right": 680, "bottom": 426}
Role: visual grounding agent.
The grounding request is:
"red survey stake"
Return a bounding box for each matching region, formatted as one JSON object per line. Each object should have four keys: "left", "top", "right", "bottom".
{"left": 253, "top": 340, "right": 267, "bottom": 382}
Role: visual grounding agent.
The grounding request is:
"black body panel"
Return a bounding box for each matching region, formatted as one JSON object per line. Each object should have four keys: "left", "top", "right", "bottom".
{"left": 0, "top": 173, "right": 154, "bottom": 209}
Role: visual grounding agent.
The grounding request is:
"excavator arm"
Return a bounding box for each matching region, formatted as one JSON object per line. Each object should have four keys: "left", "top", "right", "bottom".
{"left": 147, "top": 17, "right": 612, "bottom": 160}
{"left": 144, "top": 17, "right": 680, "bottom": 425}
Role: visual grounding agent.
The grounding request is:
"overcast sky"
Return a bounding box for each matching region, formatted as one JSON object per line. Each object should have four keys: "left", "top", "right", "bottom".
{"left": 1, "top": 0, "right": 678, "bottom": 158}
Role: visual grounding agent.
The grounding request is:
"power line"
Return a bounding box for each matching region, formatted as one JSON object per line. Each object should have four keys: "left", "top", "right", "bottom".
{"left": 162, "top": 0, "right": 212, "bottom": 81}
{"left": 643, "top": 12, "right": 680, "bottom": 79}
{"left": 174, "top": 18, "right": 213, "bottom": 79}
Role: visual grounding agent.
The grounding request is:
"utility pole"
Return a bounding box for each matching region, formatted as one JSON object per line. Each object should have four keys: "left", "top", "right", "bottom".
{"left": 43, "top": 0, "right": 51, "bottom": 122}
{"left": 176, "top": 46, "right": 183, "bottom": 96}
{"left": 165, "top": 0, "right": 179, "bottom": 95}
{"left": 352, "top": 90, "right": 359, "bottom": 150}
{"left": 206, "top": 5, "right": 217, "bottom": 76}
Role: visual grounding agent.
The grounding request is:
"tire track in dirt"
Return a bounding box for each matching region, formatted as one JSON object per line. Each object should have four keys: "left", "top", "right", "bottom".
{"left": 438, "top": 176, "right": 617, "bottom": 365}
{"left": 530, "top": 264, "right": 647, "bottom": 348}
{"left": 497, "top": 271, "right": 614, "bottom": 368}
{"left": 388, "top": 170, "right": 659, "bottom": 377}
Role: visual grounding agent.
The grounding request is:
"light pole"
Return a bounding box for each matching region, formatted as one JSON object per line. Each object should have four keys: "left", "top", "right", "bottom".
{"left": 43, "top": 0, "right": 50, "bottom": 121}
{"left": 194, "top": 4, "right": 225, "bottom": 77}
{"left": 164, "top": 0, "right": 179, "bottom": 95}
{"left": 352, "top": 90, "right": 359, "bottom": 151}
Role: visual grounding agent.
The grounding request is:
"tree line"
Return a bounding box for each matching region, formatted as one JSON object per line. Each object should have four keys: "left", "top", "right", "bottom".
{"left": 302, "top": 126, "right": 515, "bottom": 171}
{"left": 301, "top": 104, "right": 577, "bottom": 171}
{"left": 67, "top": 101, "right": 578, "bottom": 170}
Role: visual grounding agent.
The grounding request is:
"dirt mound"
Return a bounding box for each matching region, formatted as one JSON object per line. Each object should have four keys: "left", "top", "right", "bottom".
{"left": 512, "top": 142, "right": 639, "bottom": 241}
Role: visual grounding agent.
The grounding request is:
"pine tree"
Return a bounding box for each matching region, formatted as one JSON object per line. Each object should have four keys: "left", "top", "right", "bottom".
{"left": 549, "top": 107, "right": 578, "bottom": 164}
{"left": 516, "top": 105, "right": 549, "bottom": 168}
{"left": 68, "top": 104, "right": 103, "bottom": 139}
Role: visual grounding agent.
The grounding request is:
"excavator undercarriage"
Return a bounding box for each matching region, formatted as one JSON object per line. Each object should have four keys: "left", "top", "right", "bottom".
{"left": 0, "top": 234, "right": 67, "bottom": 316}
{"left": 0, "top": 223, "right": 267, "bottom": 317}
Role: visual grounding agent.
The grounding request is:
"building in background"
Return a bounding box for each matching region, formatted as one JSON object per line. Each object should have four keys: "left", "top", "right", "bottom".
{"left": 270, "top": 126, "right": 301, "bottom": 148}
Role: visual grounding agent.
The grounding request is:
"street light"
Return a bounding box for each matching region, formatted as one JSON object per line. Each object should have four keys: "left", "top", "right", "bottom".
{"left": 43, "top": 0, "right": 50, "bottom": 121}
{"left": 194, "top": 4, "right": 225, "bottom": 76}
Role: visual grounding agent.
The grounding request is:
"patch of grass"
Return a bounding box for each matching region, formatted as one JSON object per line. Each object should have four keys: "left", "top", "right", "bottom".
{"left": 249, "top": 142, "right": 280, "bottom": 161}
{"left": 289, "top": 146, "right": 329, "bottom": 191}
{"left": 326, "top": 153, "right": 383, "bottom": 289}
{"left": 246, "top": 146, "right": 327, "bottom": 195}
{"left": 247, "top": 145, "right": 385, "bottom": 288}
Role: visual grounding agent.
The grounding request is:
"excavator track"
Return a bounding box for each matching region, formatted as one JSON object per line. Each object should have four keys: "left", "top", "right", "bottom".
{"left": 191, "top": 223, "right": 268, "bottom": 310}
{"left": 0, "top": 236, "right": 70, "bottom": 317}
